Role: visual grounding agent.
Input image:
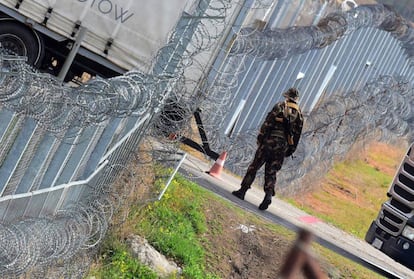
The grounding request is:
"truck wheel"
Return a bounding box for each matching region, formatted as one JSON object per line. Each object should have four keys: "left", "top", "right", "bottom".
{"left": 0, "top": 19, "right": 44, "bottom": 68}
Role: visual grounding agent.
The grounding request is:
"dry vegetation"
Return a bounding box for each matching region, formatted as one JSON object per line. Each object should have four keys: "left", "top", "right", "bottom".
{"left": 291, "top": 140, "right": 408, "bottom": 239}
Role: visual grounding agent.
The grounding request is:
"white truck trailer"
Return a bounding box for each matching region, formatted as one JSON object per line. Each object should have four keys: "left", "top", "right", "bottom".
{"left": 0, "top": 0, "right": 194, "bottom": 81}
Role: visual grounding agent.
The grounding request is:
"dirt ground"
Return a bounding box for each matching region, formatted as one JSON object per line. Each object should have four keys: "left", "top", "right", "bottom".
{"left": 201, "top": 197, "right": 330, "bottom": 279}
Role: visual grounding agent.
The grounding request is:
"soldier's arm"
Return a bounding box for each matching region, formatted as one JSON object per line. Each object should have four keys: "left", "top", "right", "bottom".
{"left": 287, "top": 114, "right": 304, "bottom": 156}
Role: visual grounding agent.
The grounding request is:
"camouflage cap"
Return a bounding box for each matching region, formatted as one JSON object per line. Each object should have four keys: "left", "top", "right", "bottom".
{"left": 283, "top": 88, "right": 299, "bottom": 101}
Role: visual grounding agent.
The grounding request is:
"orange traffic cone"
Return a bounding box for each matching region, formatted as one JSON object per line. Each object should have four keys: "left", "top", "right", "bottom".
{"left": 207, "top": 151, "right": 227, "bottom": 178}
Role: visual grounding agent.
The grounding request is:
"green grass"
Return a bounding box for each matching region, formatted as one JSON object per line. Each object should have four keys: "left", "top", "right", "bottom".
{"left": 88, "top": 235, "right": 158, "bottom": 279}
{"left": 313, "top": 244, "right": 386, "bottom": 279}
{"left": 288, "top": 155, "right": 395, "bottom": 239}
{"left": 88, "top": 169, "right": 220, "bottom": 279}
{"left": 88, "top": 147, "right": 397, "bottom": 279}
{"left": 134, "top": 173, "right": 217, "bottom": 278}
{"left": 331, "top": 159, "right": 392, "bottom": 192}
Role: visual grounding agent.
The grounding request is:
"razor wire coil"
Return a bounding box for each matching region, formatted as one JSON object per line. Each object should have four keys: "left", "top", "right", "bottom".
{"left": 0, "top": 1, "right": 414, "bottom": 277}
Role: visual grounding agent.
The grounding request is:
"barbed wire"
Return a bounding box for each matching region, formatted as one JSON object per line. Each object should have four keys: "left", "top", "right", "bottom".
{"left": 0, "top": 0, "right": 245, "bottom": 277}
{"left": 0, "top": 56, "right": 176, "bottom": 134}
{"left": 191, "top": 2, "right": 414, "bottom": 196}
{"left": 1, "top": 0, "right": 412, "bottom": 277}
{"left": 228, "top": 4, "right": 414, "bottom": 60}
{"left": 215, "top": 75, "right": 414, "bottom": 196}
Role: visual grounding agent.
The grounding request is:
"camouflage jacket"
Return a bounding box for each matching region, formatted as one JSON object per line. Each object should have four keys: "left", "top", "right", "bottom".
{"left": 257, "top": 100, "right": 303, "bottom": 156}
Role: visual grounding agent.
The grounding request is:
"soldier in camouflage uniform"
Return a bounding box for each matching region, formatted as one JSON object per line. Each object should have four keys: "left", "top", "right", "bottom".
{"left": 232, "top": 88, "right": 303, "bottom": 210}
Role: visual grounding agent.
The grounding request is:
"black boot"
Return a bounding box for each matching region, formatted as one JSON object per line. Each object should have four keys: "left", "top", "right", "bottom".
{"left": 258, "top": 192, "right": 272, "bottom": 210}
{"left": 232, "top": 187, "right": 248, "bottom": 200}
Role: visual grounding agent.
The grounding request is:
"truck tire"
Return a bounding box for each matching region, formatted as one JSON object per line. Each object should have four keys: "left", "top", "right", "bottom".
{"left": 0, "top": 19, "right": 44, "bottom": 67}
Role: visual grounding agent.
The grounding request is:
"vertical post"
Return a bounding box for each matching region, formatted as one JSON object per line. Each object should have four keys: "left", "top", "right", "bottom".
{"left": 57, "top": 26, "right": 87, "bottom": 82}
{"left": 157, "top": 153, "right": 187, "bottom": 201}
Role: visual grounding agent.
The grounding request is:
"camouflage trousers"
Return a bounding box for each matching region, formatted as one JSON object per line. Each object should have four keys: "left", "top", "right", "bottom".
{"left": 240, "top": 140, "right": 287, "bottom": 196}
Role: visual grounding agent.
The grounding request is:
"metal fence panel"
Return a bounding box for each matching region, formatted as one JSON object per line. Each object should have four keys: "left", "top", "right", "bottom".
{"left": 210, "top": 27, "right": 411, "bottom": 141}
{"left": 3, "top": 196, "right": 29, "bottom": 222}
{"left": 23, "top": 192, "right": 49, "bottom": 218}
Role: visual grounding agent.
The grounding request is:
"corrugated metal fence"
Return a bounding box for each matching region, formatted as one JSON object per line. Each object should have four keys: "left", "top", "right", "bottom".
{"left": 204, "top": 1, "right": 413, "bottom": 140}
{"left": 0, "top": 0, "right": 413, "bottom": 237}
{"left": 0, "top": 108, "right": 152, "bottom": 221}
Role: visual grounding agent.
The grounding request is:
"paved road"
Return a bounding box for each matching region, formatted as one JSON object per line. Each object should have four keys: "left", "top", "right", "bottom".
{"left": 179, "top": 153, "right": 414, "bottom": 279}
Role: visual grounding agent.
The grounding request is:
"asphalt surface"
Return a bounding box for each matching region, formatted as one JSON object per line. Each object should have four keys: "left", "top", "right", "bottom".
{"left": 179, "top": 153, "right": 414, "bottom": 279}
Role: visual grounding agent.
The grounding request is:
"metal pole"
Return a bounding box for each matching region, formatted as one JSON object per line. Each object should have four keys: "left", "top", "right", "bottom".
{"left": 57, "top": 26, "right": 87, "bottom": 82}
{"left": 157, "top": 153, "right": 188, "bottom": 201}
